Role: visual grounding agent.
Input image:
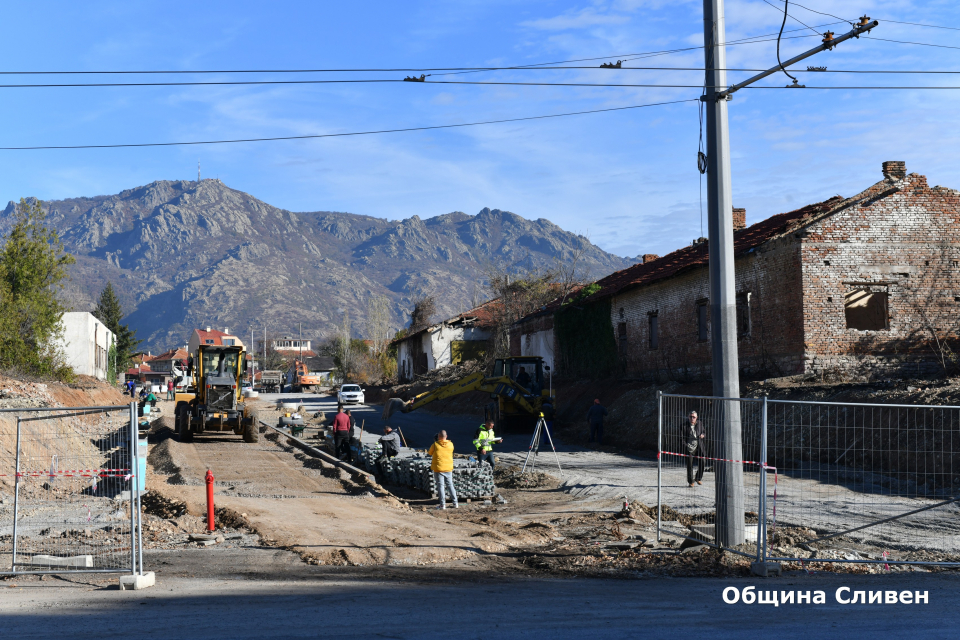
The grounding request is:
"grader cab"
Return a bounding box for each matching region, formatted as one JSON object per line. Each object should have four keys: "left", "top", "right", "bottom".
{"left": 174, "top": 344, "right": 260, "bottom": 443}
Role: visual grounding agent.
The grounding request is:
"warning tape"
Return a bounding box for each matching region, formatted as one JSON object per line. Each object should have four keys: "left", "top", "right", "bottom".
{"left": 1, "top": 469, "right": 133, "bottom": 479}
{"left": 659, "top": 450, "right": 779, "bottom": 535}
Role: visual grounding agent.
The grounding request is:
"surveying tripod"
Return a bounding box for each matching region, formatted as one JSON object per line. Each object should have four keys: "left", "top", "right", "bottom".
{"left": 521, "top": 413, "right": 563, "bottom": 477}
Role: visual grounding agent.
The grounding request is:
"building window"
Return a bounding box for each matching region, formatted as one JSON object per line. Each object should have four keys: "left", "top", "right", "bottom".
{"left": 697, "top": 300, "right": 709, "bottom": 342}
{"left": 617, "top": 322, "right": 628, "bottom": 356}
{"left": 648, "top": 312, "right": 658, "bottom": 350}
{"left": 737, "top": 292, "right": 752, "bottom": 338}
{"left": 845, "top": 288, "right": 889, "bottom": 330}
{"left": 224, "top": 339, "right": 235, "bottom": 346}
{"left": 205, "top": 339, "right": 214, "bottom": 344}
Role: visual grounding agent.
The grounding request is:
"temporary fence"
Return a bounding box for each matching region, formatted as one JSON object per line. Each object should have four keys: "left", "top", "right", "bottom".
{"left": 658, "top": 392, "right": 960, "bottom": 567}
{"left": 0, "top": 403, "right": 145, "bottom": 576}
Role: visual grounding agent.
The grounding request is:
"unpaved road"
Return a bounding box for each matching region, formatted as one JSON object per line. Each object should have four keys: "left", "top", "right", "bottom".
{"left": 2, "top": 547, "right": 960, "bottom": 639}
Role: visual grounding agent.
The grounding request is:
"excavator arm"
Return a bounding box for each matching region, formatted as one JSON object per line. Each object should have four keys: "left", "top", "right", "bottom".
{"left": 382, "top": 372, "right": 540, "bottom": 420}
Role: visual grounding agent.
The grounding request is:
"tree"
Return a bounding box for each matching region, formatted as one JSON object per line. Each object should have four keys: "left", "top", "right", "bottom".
{"left": 409, "top": 295, "right": 436, "bottom": 332}
{"left": 483, "top": 262, "right": 559, "bottom": 360}
{"left": 0, "top": 198, "right": 75, "bottom": 378}
{"left": 93, "top": 282, "right": 141, "bottom": 372}
{"left": 366, "top": 295, "right": 396, "bottom": 380}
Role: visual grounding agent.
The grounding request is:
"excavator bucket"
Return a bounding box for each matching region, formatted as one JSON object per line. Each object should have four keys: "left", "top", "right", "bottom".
{"left": 382, "top": 397, "right": 408, "bottom": 421}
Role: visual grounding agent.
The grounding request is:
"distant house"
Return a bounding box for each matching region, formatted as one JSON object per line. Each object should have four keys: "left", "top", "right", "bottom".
{"left": 395, "top": 300, "right": 498, "bottom": 383}
{"left": 58, "top": 312, "right": 115, "bottom": 381}
{"left": 272, "top": 337, "right": 315, "bottom": 356}
{"left": 149, "top": 347, "right": 189, "bottom": 383}
{"left": 188, "top": 327, "right": 244, "bottom": 353}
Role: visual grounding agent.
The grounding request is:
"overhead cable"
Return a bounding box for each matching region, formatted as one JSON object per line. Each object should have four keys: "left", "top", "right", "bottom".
{"left": 0, "top": 98, "right": 698, "bottom": 150}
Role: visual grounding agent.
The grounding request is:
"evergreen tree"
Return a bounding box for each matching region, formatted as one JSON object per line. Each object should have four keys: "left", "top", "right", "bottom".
{"left": 93, "top": 281, "right": 141, "bottom": 370}
{"left": 0, "top": 198, "right": 75, "bottom": 377}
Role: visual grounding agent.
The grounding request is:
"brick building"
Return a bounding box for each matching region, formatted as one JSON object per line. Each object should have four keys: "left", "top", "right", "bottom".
{"left": 513, "top": 162, "right": 960, "bottom": 380}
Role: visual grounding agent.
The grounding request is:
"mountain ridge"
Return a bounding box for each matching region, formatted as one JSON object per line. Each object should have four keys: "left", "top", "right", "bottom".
{"left": 1, "top": 179, "right": 635, "bottom": 351}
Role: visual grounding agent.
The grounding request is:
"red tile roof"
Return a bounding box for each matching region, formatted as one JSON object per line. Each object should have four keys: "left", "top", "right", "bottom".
{"left": 194, "top": 328, "right": 237, "bottom": 346}
{"left": 152, "top": 347, "right": 189, "bottom": 361}
{"left": 564, "top": 196, "right": 845, "bottom": 307}
{"left": 395, "top": 298, "right": 502, "bottom": 344}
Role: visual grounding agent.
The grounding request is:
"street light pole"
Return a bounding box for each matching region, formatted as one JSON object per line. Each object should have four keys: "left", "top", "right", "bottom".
{"left": 702, "top": 0, "right": 743, "bottom": 547}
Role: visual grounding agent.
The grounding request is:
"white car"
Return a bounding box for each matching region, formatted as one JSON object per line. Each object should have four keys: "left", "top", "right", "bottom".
{"left": 337, "top": 384, "right": 365, "bottom": 405}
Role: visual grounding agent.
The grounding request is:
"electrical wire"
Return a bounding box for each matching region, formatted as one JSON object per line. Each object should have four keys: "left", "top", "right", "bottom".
{"left": 863, "top": 36, "right": 960, "bottom": 52}
{"left": 0, "top": 98, "right": 698, "bottom": 150}
{"left": 762, "top": 0, "right": 821, "bottom": 36}
{"left": 0, "top": 30, "right": 832, "bottom": 77}
{"left": 785, "top": 1, "right": 855, "bottom": 27}
{"left": 774, "top": 0, "right": 801, "bottom": 84}
{"left": 881, "top": 19, "right": 960, "bottom": 32}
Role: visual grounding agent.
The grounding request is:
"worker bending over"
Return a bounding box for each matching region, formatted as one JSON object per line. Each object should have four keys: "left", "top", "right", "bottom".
{"left": 473, "top": 419, "right": 502, "bottom": 470}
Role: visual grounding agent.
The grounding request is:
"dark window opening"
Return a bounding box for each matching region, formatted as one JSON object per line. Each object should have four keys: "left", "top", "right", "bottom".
{"left": 648, "top": 313, "right": 659, "bottom": 350}
{"left": 697, "top": 301, "right": 709, "bottom": 342}
{"left": 618, "top": 322, "right": 628, "bottom": 356}
{"left": 824, "top": 260, "right": 831, "bottom": 266}
{"left": 736, "top": 292, "right": 752, "bottom": 338}
{"left": 844, "top": 289, "right": 889, "bottom": 331}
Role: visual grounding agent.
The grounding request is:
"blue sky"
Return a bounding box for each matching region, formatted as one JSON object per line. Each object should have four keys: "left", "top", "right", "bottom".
{"left": 2, "top": 1, "right": 959, "bottom": 259}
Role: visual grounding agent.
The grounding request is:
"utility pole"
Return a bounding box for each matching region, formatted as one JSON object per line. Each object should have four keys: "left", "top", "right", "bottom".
{"left": 701, "top": 4, "right": 877, "bottom": 547}
{"left": 702, "top": 0, "right": 743, "bottom": 548}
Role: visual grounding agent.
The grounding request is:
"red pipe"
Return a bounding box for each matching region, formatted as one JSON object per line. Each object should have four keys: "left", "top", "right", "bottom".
{"left": 205, "top": 469, "right": 215, "bottom": 531}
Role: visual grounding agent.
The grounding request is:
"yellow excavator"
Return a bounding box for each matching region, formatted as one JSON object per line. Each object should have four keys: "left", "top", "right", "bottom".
{"left": 382, "top": 356, "right": 554, "bottom": 430}
{"left": 174, "top": 344, "right": 260, "bottom": 443}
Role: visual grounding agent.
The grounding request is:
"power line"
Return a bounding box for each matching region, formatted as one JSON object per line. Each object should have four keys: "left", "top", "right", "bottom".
{"left": 0, "top": 31, "right": 831, "bottom": 78}
{"left": 0, "top": 98, "right": 698, "bottom": 150}
{"left": 6, "top": 78, "right": 960, "bottom": 90}
{"left": 882, "top": 19, "right": 960, "bottom": 32}
{"left": 864, "top": 35, "right": 960, "bottom": 52}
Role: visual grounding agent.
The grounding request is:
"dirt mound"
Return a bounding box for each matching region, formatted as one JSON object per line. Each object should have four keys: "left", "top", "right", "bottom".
{"left": 141, "top": 490, "right": 189, "bottom": 519}
{"left": 494, "top": 465, "right": 557, "bottom": 490}
{"left": 147, "top": 438, "right": 201, "bottom": 486}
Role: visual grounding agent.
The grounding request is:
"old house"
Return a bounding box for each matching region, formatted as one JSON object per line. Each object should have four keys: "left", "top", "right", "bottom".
{"left": 514, "top": 162, "right": 960, "bottom": 380}
{"left": 396, "top": 300, "right": 498, "bottom": 382}
{"left": 58, "top": 312, "right": 115, "bottom": 381}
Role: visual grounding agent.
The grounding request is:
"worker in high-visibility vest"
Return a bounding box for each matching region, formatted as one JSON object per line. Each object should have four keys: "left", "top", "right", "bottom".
{"left": 473, "top": 419, "right": 502, "bottom": 470}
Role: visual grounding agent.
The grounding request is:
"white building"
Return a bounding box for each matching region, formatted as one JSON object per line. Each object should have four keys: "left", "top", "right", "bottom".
{"left": 59, "top": 312, "right": 115, "bottom": 381}
{"left": 272, "top": 337, "right": 312, "bottom": 353}
{"left": 395, "top": 300, "right": 498, "bottom": 383}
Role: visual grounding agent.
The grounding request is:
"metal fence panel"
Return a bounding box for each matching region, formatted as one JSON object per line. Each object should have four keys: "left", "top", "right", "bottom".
{"left": 0, "top": 404, "right": 141, "bottom": 575}
{"left": 764, "top": 399, "right": 960, "bottom": 566}
{"left": 657, "top": 393, "right": 764, "bottom": 558}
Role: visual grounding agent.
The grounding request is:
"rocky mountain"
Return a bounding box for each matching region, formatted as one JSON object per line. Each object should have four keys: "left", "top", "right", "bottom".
{"left": 1, "top": 179, "right": 634, "bottom": 351}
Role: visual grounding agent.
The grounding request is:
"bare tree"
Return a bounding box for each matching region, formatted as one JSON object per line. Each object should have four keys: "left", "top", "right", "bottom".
{"left": 483, "top": 261, "right": 560, "bottom": 360}
{"left": 409, "top": 295, "right": 436, "bottom": 332}
{"left": 554, "top": 234, "right": 592, "bottom": 306}
{"left": 366, "top": 295, "right": 392, "bottom": 359}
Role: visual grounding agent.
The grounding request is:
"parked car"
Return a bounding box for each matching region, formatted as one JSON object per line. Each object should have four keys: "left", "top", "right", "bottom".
{"left": 337, "top": 384, "right": 365, "bottom": 405}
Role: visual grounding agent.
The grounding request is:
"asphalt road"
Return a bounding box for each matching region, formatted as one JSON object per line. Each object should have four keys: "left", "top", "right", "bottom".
{"left": 2, "top": 548, "right": 959, "bottom": 640}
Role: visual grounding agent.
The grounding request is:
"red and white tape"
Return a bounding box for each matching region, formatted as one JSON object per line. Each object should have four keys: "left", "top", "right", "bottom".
{"left": 659, "top": 450, "right": 779, "bottom": 534}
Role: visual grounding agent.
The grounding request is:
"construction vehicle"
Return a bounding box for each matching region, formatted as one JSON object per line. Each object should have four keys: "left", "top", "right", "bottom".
{"left": 258, "top": 370, "right": 284, "bottom": 393}
{"left": 291, "top": 359, "right": 324, "bottom": 393}
{"left": 382, "top": 356, "right": 554, "bottom": 430}
{"left": 174, "top": 344, "right": 260, "bottom": 443}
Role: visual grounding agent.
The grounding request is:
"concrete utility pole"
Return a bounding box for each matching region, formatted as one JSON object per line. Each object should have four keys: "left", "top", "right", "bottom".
{"left": 701, "top": 4, "right": 878, "bottom": 547}
{"left": 702, "top": 0, "right": 744, "bottom": 547}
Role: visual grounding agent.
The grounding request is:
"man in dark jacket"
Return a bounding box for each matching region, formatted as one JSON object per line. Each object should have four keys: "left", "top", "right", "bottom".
{"left": 378, "top": 426, "right": 402, "bottom": 460}
{"left": 684, "top": 411, "right": 706, "bottom": 486}
{"left": 586, "top": 398, "right": 607, "bottom": 445}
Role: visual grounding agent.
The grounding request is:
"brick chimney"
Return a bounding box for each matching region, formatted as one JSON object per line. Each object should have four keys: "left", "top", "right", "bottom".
{"left": 642, "top": 254, "right": 660, "bottom": 264}
{"left": 882, "top": 161, "right": 906, "bottom": 180}
{"left": 732, "top": 207, "right": 746, "bottom": 231}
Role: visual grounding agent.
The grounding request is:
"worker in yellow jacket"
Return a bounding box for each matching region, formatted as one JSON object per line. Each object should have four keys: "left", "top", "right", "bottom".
{"left": 428, "top": 430, "right": 457, "bottom": 509}
{"left": 472, "top": 420, "right": 501, "bottom": 471}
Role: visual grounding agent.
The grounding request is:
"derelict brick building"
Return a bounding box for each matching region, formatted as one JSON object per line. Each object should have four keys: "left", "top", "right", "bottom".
{"left": 513, "top": 162, "right": 960, "bottom": 381}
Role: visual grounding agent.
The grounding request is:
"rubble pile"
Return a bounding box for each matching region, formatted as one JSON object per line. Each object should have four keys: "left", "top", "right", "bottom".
{"left": 354, "top": 445, "right": 495, "bottom": 498}
{"left": 493, "top": 465, "right": 555, "bottom": 489}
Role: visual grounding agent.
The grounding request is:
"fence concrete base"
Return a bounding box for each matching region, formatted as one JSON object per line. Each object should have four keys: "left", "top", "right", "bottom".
{"left": 750, "top": 561, "right": 782, "bottom": 577}
{"left": 119, "top": 572, "right": 155, "bottom": 590}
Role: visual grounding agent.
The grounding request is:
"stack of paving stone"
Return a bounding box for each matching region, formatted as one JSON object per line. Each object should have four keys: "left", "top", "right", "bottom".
{"left": 354, "top": 444, "right": 495, "bottom": 498}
